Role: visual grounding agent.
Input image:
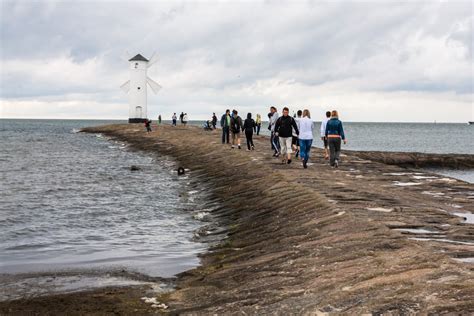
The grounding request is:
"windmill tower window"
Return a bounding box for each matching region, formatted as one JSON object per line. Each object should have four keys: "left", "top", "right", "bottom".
{"left": 134, "top": 63, "right": 139, "bottom": 69}
{"left": 137, "top": 87, "right": 141, "bottom": 90}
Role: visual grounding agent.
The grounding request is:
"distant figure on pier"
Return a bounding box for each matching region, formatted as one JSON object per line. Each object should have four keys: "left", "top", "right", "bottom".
{"left": 230, "top": 110, "right": 243, "bottom": 149}
{"left": 255, "top": 114, "right": 262, "bottom": 135}
{"left": 145, "top": 119, "right": 152, "bottom": 132}
{"left": 179, "top": 112, "right": 184, "bottom": 124}
{"left": 293, "top": 110, "right": 302, "bottom": 159}
{"left": 220, "top": 109, "right": 231, "bottom": 144}
{"left": 158, "top": 115, "right": 162, "bottom": 124}
{"left": 269, "top": 106, "right": 280, "bottom": 157}
{"left": 212, "top": 113, "right": 217, "bottom": 129}
{"left": 172, "top": 113, "right": 177, "bottom": 126}
{"left": 325, "top": 110, "right": 347, "bottom": 168}
{"left": 182, "top": 113, "right": 188, "bottom": 126}
{"left": 320, "top": 111, "right": 331, "bottom": 159}
{"left": 298, "top": 109, "right": 314, "bottom": 169}
{"left": 275, "top": 107, "right": 299, "bottom": 164}
{"left": 243, "top": 113, "right": 256, "bottom": 150}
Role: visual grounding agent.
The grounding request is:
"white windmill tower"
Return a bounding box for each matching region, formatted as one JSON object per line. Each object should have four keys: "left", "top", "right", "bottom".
{"left": 120, "top": 53, "right": 162, "bottom": 123}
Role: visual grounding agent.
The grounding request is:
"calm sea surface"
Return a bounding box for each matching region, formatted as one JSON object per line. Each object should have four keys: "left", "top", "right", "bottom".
{"left": 0, "top": 119, "right": 210, "bottom": 290}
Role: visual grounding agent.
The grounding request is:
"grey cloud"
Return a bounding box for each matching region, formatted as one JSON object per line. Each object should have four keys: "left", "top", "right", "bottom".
{"left": 0, "top": 0, "right": 472, "bottom": 121}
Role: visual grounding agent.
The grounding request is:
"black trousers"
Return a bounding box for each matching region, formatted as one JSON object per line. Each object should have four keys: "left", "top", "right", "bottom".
{"left": 245, "top": 130, "right": 254, "bottom": 150}
{"left": 222, "top": 126, "right": 230, "bottom": 143}
{"left": 328, "top": 137, "right": 341, "bottom": 166}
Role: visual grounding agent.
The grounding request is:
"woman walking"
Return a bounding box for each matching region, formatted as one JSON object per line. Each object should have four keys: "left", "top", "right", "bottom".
{"left": 298, "top": 109, "right": 314, "bottom": 168}
{"left": 325, "top": 110, "right": 347, "bottom": 168}
{"left": 243, "top": 113, "right": 256, "bottom": 150}
{"left": 255, "top": 114, "right": 262, "bottom": 135}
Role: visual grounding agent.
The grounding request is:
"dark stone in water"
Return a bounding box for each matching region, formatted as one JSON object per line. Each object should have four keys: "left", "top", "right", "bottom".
{"left": 130, "top": 165, "right": 141, "bottom": 171}
{"left": 177, "top": 167, "right": 185, "bottom": 175}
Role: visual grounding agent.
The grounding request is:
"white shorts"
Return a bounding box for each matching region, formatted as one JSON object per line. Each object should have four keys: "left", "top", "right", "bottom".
{"left": 279, "top": 137, "right": 292, "bottom": 155}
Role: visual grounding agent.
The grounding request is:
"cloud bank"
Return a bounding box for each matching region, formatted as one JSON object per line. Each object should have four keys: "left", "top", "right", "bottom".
{"left": 1, "top": 0, "right": 472, "bottom": 122}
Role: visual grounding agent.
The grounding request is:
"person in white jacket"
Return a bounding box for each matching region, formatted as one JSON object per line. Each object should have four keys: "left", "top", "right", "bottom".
{"left": 320, "top": 111, "right": 331, "bottom": 159}
{"left": 269, "top": 106, "right": 280, "bottom": 156}
{"left": 299, "top": 109, "right": 314, "bottom": 169}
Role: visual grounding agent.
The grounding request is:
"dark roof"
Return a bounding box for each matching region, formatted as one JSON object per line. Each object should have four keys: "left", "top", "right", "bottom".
{"left": 129, "top": 54, "right": 149, "bottom": 62}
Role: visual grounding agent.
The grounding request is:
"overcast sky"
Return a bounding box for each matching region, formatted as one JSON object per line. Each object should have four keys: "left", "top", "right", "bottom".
{"left": 1, "top": 0, "right": 472, "bottom": 122}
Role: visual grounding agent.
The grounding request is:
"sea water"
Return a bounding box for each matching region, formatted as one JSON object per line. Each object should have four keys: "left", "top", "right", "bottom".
{"left": 0, "top": 119, "right": 209, "bottom": 300}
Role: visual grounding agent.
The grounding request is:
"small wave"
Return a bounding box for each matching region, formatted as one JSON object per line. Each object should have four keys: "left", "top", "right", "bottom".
{"left": 6, "top": 243, "right": 49, "bottom": 251}
{"left": 71, "top": 128, "right": 81, "bottom": 133}
{"left": 193, "top": 211, "right": 210, "bottom": 221}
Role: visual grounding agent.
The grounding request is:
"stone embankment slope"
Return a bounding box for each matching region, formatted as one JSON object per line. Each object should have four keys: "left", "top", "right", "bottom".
{"left": 81, "top": 124, "right": 473, "bottom": 314}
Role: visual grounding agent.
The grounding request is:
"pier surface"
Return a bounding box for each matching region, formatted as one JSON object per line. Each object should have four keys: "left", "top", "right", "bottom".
{"left": 2, "top": 124, "right": 473, "bottom": 315}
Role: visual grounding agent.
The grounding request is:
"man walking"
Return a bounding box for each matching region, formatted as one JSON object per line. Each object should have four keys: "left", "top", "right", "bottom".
{"left": 220, "top": 109, "right": 231, "bottom": 144}
{"left": 269, "top": 106, "right": 280, "bottom": 156}
{"left": 274, "top": 107, "right": 299, "bottom": 164}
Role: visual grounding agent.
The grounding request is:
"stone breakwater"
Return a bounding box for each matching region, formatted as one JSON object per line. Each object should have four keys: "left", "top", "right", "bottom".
{"left": 348, "top": 150, "right": 474, "bottom": 169}
{"left": 2, "top": 124, "right": 473, "bottom": 315}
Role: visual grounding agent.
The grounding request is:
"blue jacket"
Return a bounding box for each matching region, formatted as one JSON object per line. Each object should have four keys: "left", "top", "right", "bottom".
{"left": 325, "top": 118, "right": 345, "bottom": 140}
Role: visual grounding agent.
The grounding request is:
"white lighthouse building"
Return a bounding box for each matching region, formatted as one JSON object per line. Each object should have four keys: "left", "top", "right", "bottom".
{"left": 120, "top": 53, "right": 161, "bottom": 123}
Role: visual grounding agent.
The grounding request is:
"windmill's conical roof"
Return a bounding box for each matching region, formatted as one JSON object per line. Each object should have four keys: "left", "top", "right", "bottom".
{"left": 129, "top": 54, "right": 149, "bottom": 62}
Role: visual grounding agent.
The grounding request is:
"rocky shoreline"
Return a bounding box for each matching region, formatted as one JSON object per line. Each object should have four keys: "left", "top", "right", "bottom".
{"left": 1, "top": 123, "right": 473, "bottom": 315}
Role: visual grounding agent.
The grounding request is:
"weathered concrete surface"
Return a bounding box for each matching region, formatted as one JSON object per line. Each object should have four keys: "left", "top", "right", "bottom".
{"left": 2, "top": 123, "right": 473, "bottom": 315}
{"left": 348, "top": 150, "right": 474, "bottom": 169}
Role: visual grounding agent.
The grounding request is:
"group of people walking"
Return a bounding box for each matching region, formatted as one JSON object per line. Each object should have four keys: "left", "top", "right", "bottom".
{"left": 164, "top": 107, "right": 346, "bottom": 169}
{"left": 171, "top": 112, "right": 188, "bottom": 126}
{"left": 220, "top": 109, "right": 262, "bottom": 150}
{"left": 262, "top": 106, "right": 347, "bottom": 168}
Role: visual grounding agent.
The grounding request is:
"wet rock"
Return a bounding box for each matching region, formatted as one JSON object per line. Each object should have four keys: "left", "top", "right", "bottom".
{"left": 130, "top": 165, "right": 141, "bottom": 171}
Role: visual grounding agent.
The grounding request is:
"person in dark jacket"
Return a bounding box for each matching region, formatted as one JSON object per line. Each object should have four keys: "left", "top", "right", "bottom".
{"left": 230, "top": 110, "right": 243, "bottom": 149}
{"left": 275, "top": 107, "right": 299, "bottom": 164}
{"left": 220, "top": 109, "right": 231, "bottom": 144}
{"left": 144, "top": 119, "right": 152, "bottom": 132}
{"left": 242, "top": 113, "right": 256, "bottom": 150}
{"left": 325, "top": 110, "right": 347, "bottom": 168}
{"left": 212, "top": 113, "right": 217, "bottom": 129}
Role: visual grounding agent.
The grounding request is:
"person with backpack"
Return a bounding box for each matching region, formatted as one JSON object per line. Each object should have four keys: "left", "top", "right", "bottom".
{"left": 325, "top": 110, "right": 347, "bottom": 168}
{"left": 274, "top": 107, "right": 299, "bottom": 164}
{"left": 220, "top": 109, "right": 231, "bottom": 144}
{"left": 230, "top": 110, "right": 243, "bottom": 149}
{"left": 242, "top": 113, "right": 256, "bottom": 150}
